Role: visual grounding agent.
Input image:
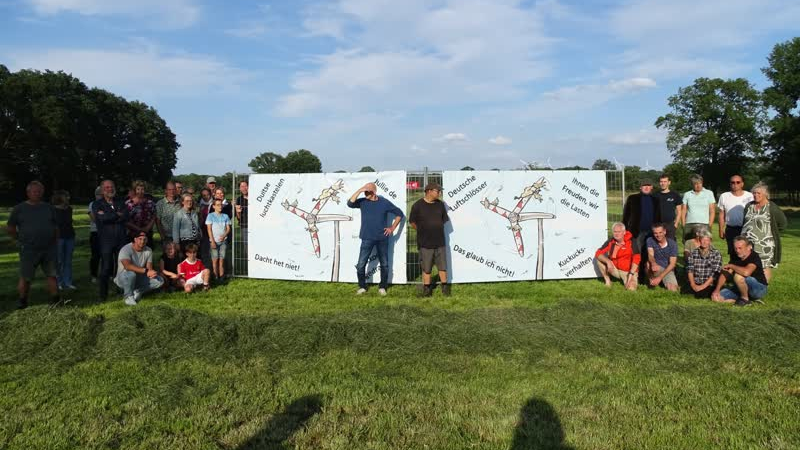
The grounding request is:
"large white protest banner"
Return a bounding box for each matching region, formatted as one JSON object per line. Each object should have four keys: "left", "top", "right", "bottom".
{"left": 248, "top": 172, "right": 407, "bottom": 283}
{"left": 442, "top": 170, "right": 607, "bottom": 283}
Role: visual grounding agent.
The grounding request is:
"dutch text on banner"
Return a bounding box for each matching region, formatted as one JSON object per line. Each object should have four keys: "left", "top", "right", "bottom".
{"left": 247, "top": 172, "right": 408, "bottom": 283}
{"left": 442, "top": 170, "right": 607, "bottom": 283}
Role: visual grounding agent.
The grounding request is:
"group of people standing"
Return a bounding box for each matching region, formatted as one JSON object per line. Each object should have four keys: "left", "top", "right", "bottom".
{"left": 7, "top": 177, "right": 250, "bottom": 309}
{"left": 595, "top": 173, "right": 787, "bottom": 306}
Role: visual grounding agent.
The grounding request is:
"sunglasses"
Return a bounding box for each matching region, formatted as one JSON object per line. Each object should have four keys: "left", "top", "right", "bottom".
{"left": 730, "top": 181, "right": 743, "bottom": 184}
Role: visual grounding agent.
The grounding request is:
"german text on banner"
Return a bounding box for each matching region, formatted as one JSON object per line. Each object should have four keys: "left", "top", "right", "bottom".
{"left": 247, "top": 172, "right": 408, "bottom": 283}
{"left": 442, "top": 170, "right": 607, "bottom": 283}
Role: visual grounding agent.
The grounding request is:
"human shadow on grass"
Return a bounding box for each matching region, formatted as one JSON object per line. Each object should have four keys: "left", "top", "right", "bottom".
{"left": 235, "top": 394, "right": 323, "bottom": 450}
{"left": 511, "top": 397, "right": 575, "bottom": 450}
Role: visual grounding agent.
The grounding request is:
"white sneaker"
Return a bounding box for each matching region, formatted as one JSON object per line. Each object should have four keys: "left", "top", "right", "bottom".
{"left": 378, "top": 288, "right": 387, "bottom": 296}
{"left": 356, "top": 288, "right": 367, "bottom": 295}
{"left": 124, "top": 296, "right": 137, "bottom": 306}
{"left": 65, "top": 284, "right": 77, "bottom": 290}
{"left": 132, "top": 290, "right": 142, "bottom": 302}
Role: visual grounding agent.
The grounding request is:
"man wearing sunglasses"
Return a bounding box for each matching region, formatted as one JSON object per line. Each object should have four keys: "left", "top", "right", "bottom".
{"left": 717, "top": 175, "right": 753, "bottom": 256}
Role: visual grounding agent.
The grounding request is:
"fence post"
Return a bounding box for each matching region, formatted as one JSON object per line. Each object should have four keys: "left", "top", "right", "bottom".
{"left": 231, "top": 171, "right": 236, "bottom": 275}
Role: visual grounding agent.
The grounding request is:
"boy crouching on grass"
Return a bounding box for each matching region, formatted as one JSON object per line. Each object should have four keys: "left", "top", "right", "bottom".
{"left": 205, "top": 198, "right": 231, "bottom": 282}
{"left": 177, "top": 243, "right": 211, "bottom": 293}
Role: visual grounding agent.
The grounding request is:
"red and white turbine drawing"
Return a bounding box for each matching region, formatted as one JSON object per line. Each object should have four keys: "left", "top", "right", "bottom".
{"left": 480, "top": 176, "right": 555, "bottom": 279}
{"left": 282, "top": 179, "right": 352, "bottom": 281}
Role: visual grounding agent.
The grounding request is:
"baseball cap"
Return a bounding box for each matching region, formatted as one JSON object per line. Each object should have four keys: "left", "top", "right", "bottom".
{"left": 206, "top": 176, "right": 217, "bottom": 184}
{"left": 424, "top": 182, "right": 442, "bottom": 192}
{"left": 639, "top": 178, "right": 653, "bottom": 186}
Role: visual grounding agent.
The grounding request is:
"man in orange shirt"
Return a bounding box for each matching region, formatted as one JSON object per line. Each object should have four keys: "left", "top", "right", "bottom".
{"left": 594, "top": 222, "right": 641, "bottom": 290}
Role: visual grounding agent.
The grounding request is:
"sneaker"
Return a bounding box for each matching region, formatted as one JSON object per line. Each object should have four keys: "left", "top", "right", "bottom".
{"left": 132, "top": 290, "right": 142, "bottom": 303}
{"left": 752, "top": 299, "right": 765, "bottom": 305}
{"left": 734, "top": 299, "right": 752, "bottom": 307}
{"left": 378, "top": 288, "right": 387, "bottom": 296}
{"left": 64, "top": 284, "right": 77, "bottom": 290}
{"left": 124, "top": 296, "right": 137, "bottom": 306}
{"left": 17, "top": 298, "right": 28, "bottom": 310}
{"left": 356, "top": 288, "right": 367, "bottom": 295}
{"left": 441, "top": 283, "right": 451, "bottom": 297}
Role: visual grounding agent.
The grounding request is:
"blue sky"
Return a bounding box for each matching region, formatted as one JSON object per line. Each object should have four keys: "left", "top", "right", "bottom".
{"left": 1, "top": 0, "right": 798, "bottom": 174}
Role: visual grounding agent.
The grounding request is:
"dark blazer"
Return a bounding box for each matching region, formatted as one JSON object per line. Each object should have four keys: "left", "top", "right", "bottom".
{"left": 622, "top": 193, "right": 662, "bottom": 238}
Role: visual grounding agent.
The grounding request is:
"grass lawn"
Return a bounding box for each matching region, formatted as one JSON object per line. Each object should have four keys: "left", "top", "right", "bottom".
{"left": 0, "top": 207, "right": 799, "bottom": 449}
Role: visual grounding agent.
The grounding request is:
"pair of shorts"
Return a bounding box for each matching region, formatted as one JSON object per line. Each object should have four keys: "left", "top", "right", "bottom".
{"left": 185, "top": 272, "right": 205, "bottom": 287}
{"left": 19, "top": 247, "right": 58, "bottom": 280}
{"left": 210, "top": 241, "right": 227, "bottom": 260}
{"left": 419, "top": 246, "right": 447, "bottom": 273}
{"left": 650, "top": 269, "right": 678, "bottom": 287}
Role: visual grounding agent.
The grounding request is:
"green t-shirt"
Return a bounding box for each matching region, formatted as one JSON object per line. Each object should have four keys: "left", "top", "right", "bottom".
{"left": 7, "top": 201, "right": 57, "bottom": 250}
{"left": 683, "top": 188, "right": 716, "bottom": 224}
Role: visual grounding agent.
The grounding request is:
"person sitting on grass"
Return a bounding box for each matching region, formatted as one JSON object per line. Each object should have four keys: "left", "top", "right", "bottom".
{"left": 686, "top": 230, "right": 722, "bottom": 299}
{"left": 594, "top": 222, "right": 640, "bottom": 291}
{"left": 159, "top": 241, "right": 182, "bottom": 292}
{"left": 711, "top": 236, "right": 768, "bottom": 307}
{"left": 645, "top": 222, "right": 679, "bottom": 292}
{"left": 177, "top": 243, "right": 211, "bottom": 293}
{"left": 205, "top": 198, "right": 231, "bottom": 282}
{"left": 114, "top": 231, "right": 164, "bottom": 306}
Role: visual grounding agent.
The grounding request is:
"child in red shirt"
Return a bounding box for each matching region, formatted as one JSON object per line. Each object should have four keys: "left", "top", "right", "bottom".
{"left": 177, "top": 243, "right": 211, "bottom": 292}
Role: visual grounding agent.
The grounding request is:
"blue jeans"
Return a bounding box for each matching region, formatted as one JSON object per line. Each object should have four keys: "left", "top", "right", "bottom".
{"left": 356, "top": 239, "right": 389, "bottom": 289}
{"left": 114, "top": 271, "right": 164, "bottom": 298}
{"left": 56, "top": 237, "right": 75, "bottom": 287}
{"left": 721, "top": 276, "right": 768, "bottom": 301}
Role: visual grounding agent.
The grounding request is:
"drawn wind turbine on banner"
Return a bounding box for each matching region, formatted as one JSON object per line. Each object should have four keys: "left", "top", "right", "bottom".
{"left": 480, "top": 176, "right": 556, "bottom": 280}
{"left": 282, "top": 179, "right": 352, "bottom": 281}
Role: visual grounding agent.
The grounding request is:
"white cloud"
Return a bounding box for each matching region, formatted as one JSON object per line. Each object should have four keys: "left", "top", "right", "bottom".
{"left": 606, "top": 0, "right": 800, "bottom": 79}
{"left": 434, "top": 133, "right": 468, "bottom": 143}
{"left": 24, "top": 0, "right": 200, "bottom": 27}
{"left": 276, "top": 0, "right": 560, "bottom": 116}
{"left": 488, "top": 135, "right": 512, "bottom": 145}
{"left": 4, "top": 44, "right": 250, "bottom": 99}
{"left": 608, "top": 128, "right": 667, "bottom": 146}
{"left": 542, "top": 77, "right": 656, "bottom": 101}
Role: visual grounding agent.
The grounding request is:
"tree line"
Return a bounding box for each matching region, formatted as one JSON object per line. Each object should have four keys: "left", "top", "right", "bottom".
{"left": 0, "top": 65, "right": 178, "bottom": 201}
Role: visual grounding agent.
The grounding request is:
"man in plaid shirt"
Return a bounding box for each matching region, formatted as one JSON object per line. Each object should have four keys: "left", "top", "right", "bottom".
{"left": 686, "top": 230, "right": 722, "bottom": 298}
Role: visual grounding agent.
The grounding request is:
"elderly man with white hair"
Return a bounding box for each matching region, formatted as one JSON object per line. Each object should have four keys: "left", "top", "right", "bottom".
{"left": 594, "top": 222, "right": 641, "bottom": 291}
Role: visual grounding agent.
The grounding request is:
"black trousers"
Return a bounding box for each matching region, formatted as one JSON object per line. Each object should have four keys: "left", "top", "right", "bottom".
{"left": 724, "top": 226, "right": 742, "bottom": 256}
{"left": 89, "top": 232, "right": 101, "bottom": 278}
{"left": 98, "top": 242, "right": 124, "bottom": 300}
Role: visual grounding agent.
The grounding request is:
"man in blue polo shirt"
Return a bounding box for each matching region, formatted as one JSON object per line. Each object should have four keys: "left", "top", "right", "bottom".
{"left": 347, "top": 182, "right": 405, "bottom": 296}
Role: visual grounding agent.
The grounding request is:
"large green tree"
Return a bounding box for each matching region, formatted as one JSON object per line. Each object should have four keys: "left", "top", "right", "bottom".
{"left": 282, "top": 149, "right": 322, "bottom": 173}
{"left": 248, "top": 152, "right": 284, "bottom": 174}
{"left": 655, "top": 77, "right": 766, "bottom": 194}
{"left": 248, "top": 149, "right": 322, "bottom": 174}
{"left": 0, "top": 65, "right": 178, "bottom": 200}
{"left": 591, "top": 159, "right": 616, "bottom": 171}
{"left": 763, "top": 37, "right": 800, "bottom": 198}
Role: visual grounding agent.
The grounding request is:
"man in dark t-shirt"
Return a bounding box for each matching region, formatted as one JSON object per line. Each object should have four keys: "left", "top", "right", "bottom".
{"left": 409, "top": 182, "right": 451, "bottom": 297}
{"left": 7, "top": 180, "right": 61, "bottom": 309}
{"left": 711, "top": 235, "right": 768, "bottom": 306}
{"left": 655, "top": 174, "right": 683, "bottom": 240}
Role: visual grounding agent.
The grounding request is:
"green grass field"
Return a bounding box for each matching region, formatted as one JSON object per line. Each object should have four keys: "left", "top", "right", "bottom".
{"left": 1, "top": 207, "right": 799, "bottom": 449}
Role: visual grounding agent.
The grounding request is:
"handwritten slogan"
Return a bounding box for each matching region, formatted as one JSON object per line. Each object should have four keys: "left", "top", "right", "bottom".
{"left": 442, "top": 170, "right": 607, "bottom": 283}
